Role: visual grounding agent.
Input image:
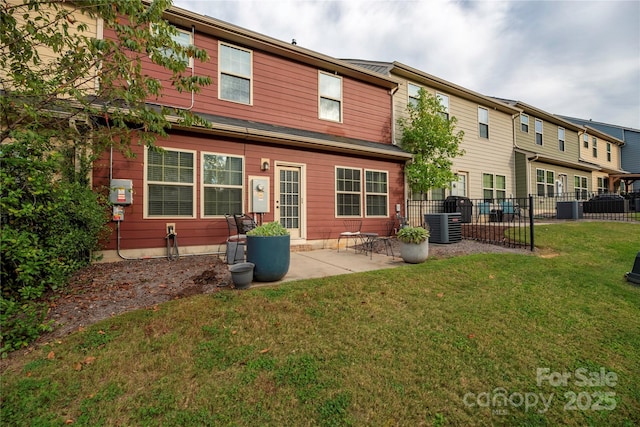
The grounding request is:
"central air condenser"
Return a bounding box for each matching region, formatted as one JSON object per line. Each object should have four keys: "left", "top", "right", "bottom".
{"left": 424, "top": 213, "right": 462, "bottom": 244}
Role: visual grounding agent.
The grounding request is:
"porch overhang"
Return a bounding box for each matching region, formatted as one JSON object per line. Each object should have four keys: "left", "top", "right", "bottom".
{"left": 168, "top": 113, "right": 413, "bottom": 161}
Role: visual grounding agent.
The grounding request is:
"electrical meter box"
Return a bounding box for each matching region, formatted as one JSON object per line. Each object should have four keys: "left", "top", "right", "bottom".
{"left": 251, "top": 178, "right": 269, "bottom": 213}
{"left": 110, "top": 179, "right": 133, "bottom": 205}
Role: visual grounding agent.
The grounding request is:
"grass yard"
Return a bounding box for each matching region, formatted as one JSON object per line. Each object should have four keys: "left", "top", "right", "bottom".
{"left": 1, "top": 222, "right": 639, "bottom": 426}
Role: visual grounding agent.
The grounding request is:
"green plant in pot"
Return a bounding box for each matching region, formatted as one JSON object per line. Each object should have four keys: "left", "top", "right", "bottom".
{"left": 396, "top": 225, "right": 430, "bottom": 263}
{"left": 246, "top": 221, "right": 290, "bottom": 281}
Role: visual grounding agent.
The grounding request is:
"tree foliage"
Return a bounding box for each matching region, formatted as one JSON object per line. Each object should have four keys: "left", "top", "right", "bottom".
{"left": 0, "top": 0, "right": 212, "bottom": 354}
{"left": 398, "top": 89, "right": 465, "bottom": 195}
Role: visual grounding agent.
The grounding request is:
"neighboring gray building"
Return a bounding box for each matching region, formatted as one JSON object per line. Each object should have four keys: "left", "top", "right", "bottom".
{"left": 558, "top": 116, "right": 640, "bottom": 192}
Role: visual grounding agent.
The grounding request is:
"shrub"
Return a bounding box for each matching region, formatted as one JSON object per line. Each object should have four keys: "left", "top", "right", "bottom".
{"left": 396, "top": 226, "right": 430, "bottom": 244}
{"left": 246, "top": 221, "right": 289, "bottom": 237}
{"left": 0, "top": 136, "right": 110, "bottom": 354}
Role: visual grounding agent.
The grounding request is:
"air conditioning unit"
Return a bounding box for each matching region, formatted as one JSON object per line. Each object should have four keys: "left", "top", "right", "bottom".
{"left": 424, "top": 213, "right": 462, "bottom": 244}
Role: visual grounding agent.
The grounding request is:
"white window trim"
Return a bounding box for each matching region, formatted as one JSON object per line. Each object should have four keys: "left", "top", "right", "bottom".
{"left": 151, "top": 24, "right": 194, "bottom": 68}
{"left": 200, "top": 152, "right": 245, "bottom": 218}
{"left": 364, "top": 168, "right": 389, "bottom": 218}
{"left": 606, "top": 143, "right": 612, "bottom": 162}
{"left": 319, "top": 71, "right": 343, "bottom": 123}
{"left": 144, "top": 146, "right": 197, "bottom": 219}
{"left": 408, "top": 82, "right": 421, "bottom": 106}
{"left": 482, "top": 172, "right": 506, "bottom": 200}
{"left": 335, "top": 166, "right": 362, "bottom": 218}
{"left": 218, "top": 41, "right": 253, "bottom": 105}
{"left": 520, "top": 114, "right": 529, "bottom": 133}
{"left": 436, "top": 92, "right": 449, "bottom": 120}
{"left": 478, "top": 106, "right": 489, "bottom": 139}
{"left": 558, "top": 127, "right": 565, "bottom": 152}
{"left": 535, "top": 119, "right": 544, "bottom": 146}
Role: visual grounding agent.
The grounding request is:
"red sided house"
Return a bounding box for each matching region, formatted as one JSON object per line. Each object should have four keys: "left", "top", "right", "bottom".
{"left": 95, "top": 5, "right": 411, "bottom": 261}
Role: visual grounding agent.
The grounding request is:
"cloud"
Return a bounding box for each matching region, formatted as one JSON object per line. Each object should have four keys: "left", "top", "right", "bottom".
{"left": 175, "top": 0, "right": 640, "bottom": 128}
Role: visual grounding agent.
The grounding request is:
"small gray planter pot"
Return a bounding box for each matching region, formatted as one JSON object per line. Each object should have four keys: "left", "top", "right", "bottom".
{"left": 399, "top": 239, "right": 429, "bottom": 264}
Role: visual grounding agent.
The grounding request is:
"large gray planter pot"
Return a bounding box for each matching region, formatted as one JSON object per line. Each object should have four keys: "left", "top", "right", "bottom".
{"left": 246, "top": 235, "right": 290, "bottom": 281}
{"left": 399, "top": 239, "right": 429, "bottom": 264}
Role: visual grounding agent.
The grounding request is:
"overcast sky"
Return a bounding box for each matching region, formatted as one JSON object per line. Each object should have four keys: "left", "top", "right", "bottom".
{"left": 174, "top": 0, "right": 640, "bottom": 129}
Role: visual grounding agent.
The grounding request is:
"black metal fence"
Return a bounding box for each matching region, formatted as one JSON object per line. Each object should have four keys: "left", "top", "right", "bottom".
{"left": 406, "top": 192, "right": 639, "bottom": 251}
{"left": 406, "top": 196, "right": 535, "bottom": 250}
{"left": 530, "top": 192, "right": 640, "bottom": 221}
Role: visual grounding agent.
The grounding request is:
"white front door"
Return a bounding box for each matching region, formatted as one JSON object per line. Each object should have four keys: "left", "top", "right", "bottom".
{"left": 275, "top": 164, "right": 305, "bottom": 239}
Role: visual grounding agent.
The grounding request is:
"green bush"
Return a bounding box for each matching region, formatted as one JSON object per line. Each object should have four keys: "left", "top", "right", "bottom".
{"left": 247, "top": 221, "right": 289, "bottom": 237}
{"left": 0, "top": 136, "right": 110, "bottom": 355}
{"left": 396, "top": 226, "right": 430, "bottom": 244}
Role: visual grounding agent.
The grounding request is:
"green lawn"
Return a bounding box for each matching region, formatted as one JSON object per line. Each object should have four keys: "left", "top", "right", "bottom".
{"left": 2, "top": 222, "right": 639, "bottom": 426}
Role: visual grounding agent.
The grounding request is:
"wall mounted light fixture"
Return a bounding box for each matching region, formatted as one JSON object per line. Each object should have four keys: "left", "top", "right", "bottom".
{"left": 261, "top": 158, "right": 270, "bottom": 171}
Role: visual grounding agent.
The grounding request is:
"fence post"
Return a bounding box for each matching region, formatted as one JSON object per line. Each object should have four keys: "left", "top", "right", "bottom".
{"left": 529, "top": 195, "right": 535, "bottom": 251}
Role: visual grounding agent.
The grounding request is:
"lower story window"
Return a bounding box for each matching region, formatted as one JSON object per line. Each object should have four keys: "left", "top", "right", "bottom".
{"left": 483, "top": 173, "right": 506, "bottom": 201}
{"left": 597, "top": 177, "right": 609, "bottom": 193}
{"left": 146, "top": 148, "right": 195, "bottom": 217}
{"left": 336, "top": 167, "right": 389, "bottom": 217}
{"left": 202, "top": 153, "right": 244, "bottom": 216}
{"left": 336, "top": 167, "right": 361, "bottom": 216}
{"left": 365, "top": 170, "right": 388, "bottom": 217}
{"left": 574, "top": 175, "right": 588, "bottom": 199}
{"left": 536, "top": 169, "right": 555, "bottom": 197}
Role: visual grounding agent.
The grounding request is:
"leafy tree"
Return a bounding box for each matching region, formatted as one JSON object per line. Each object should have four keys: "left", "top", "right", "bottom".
{"left": 0, "top": 0, "right": 212, "bottom": 353}
{"left": 397, "top": 89, "right": 465, "bottom": 197}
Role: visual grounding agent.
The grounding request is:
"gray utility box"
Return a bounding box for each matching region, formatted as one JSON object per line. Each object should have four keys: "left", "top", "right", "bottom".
{"left": 557, "top": 201, "right": 584, "bottom": 220}
{"left": 424, "top": 213, "right": 462, "bottom": 244}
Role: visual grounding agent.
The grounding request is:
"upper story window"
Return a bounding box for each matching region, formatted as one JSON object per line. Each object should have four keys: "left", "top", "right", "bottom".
{"left": 219, "top": 42, "right": 252, "bottom": 104}
{"left": 408, "top": 83, "right": 420, "bottom": 107}
{"left": 436, "top": 93, "right": 449, "bottom": 120}
{"left": 558, "top": 127, "right": 565, "bottom": 152}
{"left": 592, "top": 137, "right": 598, "bottom": 157}
{"left": 202, "top": 153, "right": 244, "bottom": 217}
{"left": 146, "top": 148, "right": 195, "bottom": 217}
{"left": 319, "top": 72, "right": 342, "bottom": 122}
{"left": 153, "top": 25, "right": 194, "bottom": 68}
{"left": 521, "top": 114, "right": 529, "bottom": 133}
{"left": 535, "top": 119, "right": 543, "bottom": 145}
{"left": 583, "top": 134, "right": 589, "bottom": 148}
{"left": 478, "top": 107, "right": 489, "bottom": 139}
{"left": 606, "top": 143, "right": 612, "bottom": 162}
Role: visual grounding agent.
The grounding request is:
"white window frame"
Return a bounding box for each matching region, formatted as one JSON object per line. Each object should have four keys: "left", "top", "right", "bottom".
{"left": 364, "top": 169, "right": 389, "bottom": 217}
{"left": 597, "top": 176, "right": 608, "bottom": 193}
{"left": 201, "top": 152, "right": 245, "bottom": 218}
{"left": 583, "top": 134, "right": 589, "bottom": 148}
{"left": 606, "top": 143, "right": 612, "bottom": 162}
{"left": 521, "top": 114, "right": 529, "bottom": 133}
{"left": 218, "top": 42, "right": 253, "bottom": 105}
{"left": 335, "top": 166, "right": 361, "bottom": 217}
{"left": 478, "top": 107, "right": 489, "bottom": 139}
{"left": 144, "top": 147, "right": 197, "bottom": 218}
{"left": 592, "top": 137, "right": 598, "bottom": 157}
{"left": 152, "top": 24, "right": 194, "bottom": 68}
{"left": 408, "top": 82, "right": 420, "bottom": 107}
{"left": 436, "top": 93, "right": 449, "bottom": 120}
{"left": 319, "top": 71, "right": 343, "bottom": 122}
{"left": 535, "top": 168, "right": 555, "bottom": 197}
{"left": 482, "top": 173, "right": 505, "bottom": 201}
{"left": 574, "top": 175, "right": 588, "bottom": 199}
{"left": 558, "top": 127, "right": 565, "bottom": 152}
{"left": 535, "top": 119, "right": 543, "bottom": 145}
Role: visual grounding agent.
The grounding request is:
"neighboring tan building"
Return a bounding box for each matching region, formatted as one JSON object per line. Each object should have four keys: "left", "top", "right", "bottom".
{"left": 494, "top": 99, "right": 598, "bottom": 200}
{"left": 559, "top": 116, "right": 639, "bottom": 192}
{"left": 347, "top": 61, "right": 521, "bottom": 202}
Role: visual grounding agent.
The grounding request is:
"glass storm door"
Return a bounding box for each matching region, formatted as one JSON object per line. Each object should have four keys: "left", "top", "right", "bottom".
{"left": 275, "top": 165, "right": 302, "bottom": 239}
